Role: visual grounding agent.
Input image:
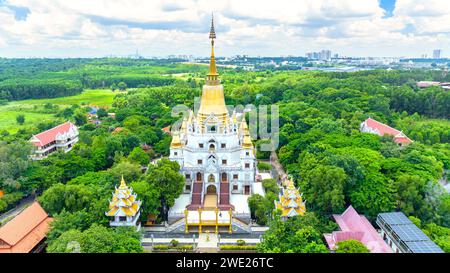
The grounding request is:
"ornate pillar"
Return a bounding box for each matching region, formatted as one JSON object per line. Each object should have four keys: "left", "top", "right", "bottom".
{"left": 198, "top": 207, "right": 202, "bottom": 234}
{"left": 184, "top": 209, "right": 189, "bottom": 234}
{"left": 215, "top": 208, "right": 219, "bottom": 234}
{"left": 228, "top": 208, "right": 233, "bottom": 234}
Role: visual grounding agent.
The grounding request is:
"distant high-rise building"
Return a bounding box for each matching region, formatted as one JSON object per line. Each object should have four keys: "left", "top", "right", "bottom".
{"left": 306, "top": 50, "right": 332, "bottom": 60}
{"left": 433, "top": 49, "right": 441, "bottom": 59}
{"left": 320, "top": 50, "right": 331, "bottom": 61}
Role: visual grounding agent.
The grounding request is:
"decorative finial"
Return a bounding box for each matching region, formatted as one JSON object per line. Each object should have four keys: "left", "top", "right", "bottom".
{"left": 206, "top": 13, "right": 219, "bottom": 83}
{"left": 119, "top": 175, "right": 127, "bottom": 189}
{"left": 209, "top": 13, "right": 216, "bottom": 41}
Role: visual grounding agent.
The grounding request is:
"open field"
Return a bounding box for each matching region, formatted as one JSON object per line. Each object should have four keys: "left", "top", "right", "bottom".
{"left": 6, "top": 89, "right": 117, "bottom": 108}
{"left": 0, "top": 89, "right": 117, "bottom": 133}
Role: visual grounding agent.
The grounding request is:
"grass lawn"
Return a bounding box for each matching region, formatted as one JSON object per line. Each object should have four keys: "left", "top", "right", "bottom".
{"left": 0, "top": 89, "right": 117, "bottom": 133}
{"left": 0, "top": 110, "right": 55, "bottom": 134}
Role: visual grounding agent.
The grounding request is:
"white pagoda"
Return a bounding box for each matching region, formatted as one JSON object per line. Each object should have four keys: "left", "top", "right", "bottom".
{"left": 106, "top": 176, "right": 142, "bottom": 230}
{"left": 169, "top": 16, "right": 256, "bottom": 221}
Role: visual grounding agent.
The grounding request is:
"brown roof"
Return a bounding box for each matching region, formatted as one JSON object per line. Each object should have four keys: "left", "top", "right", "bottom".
{"left": 0, "top": 202, "right": 53, "bottom": 253}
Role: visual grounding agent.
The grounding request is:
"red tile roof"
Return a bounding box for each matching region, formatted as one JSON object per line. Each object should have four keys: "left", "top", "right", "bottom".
{"left": 363, "top": 118, "right": 412, "bottom": 144}
{"left": 30, "top": 121, "right": 75, "bottom": 147}
{"left": 0, "top": 202, "right": 53, "bottom": 253}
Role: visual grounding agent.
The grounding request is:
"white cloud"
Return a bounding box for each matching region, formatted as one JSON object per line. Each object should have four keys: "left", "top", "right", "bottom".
{"left": 0, "top": 0, "right": 449, "bottom": 57}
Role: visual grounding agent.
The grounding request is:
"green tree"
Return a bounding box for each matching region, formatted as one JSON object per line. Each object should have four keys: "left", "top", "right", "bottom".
{"left": 258, "top": 213, "right": 328, "bottom": 253}
{"left": 335, "top": 239, "right": 370, "bottom": 253}
{"left": 96, "top": 108, "right": 108, "bottom": 118}
{"left": 302, "top": 165, "right": 347, "bottom": 214}
{"left": 117, "top": 82, "right": 127, "bottom": 91}
{"left": 73, "top": 109, "right": 87, "bottom": 126}
{"left": 47, "top": 224, "right": 143, "bottom": 253}
{"left": 128, "top": 147, "right": 150, "bottom": 166}
{"left": 16, "top": 114, "right": 25, "bottom": 125}
{"left": 109, "top": 160, "right": 142, "bottom": 183}
{"left": 39, "top": 183, "right": 94, "bottom": 215}
{"left": 143, "top": 159, "right": 184, "bottom": 221}
{"left": 130, "top": 180, "right": 161, "bottom": 220}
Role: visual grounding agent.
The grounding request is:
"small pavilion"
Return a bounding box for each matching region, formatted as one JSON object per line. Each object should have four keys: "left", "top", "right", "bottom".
{"left": 274, "top": 177, "right": 306, "bottom": 220}
{"left": 106, "top": 176, "right": 142, "bottom": 230}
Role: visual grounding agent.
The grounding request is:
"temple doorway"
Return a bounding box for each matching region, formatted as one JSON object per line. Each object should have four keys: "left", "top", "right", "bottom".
{"left": 206, "top": 185, "right": 217, "bottom": 194}
{"left": 204, "top": 185, "right": 218, "bottom": 208}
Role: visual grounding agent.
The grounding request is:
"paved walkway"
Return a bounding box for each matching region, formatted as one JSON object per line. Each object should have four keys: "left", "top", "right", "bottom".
{"left": 197, "top": 233, "right": 219, "bottom": 249}
{"left": 270, "top": 151, "right": 288, "bottom": 185}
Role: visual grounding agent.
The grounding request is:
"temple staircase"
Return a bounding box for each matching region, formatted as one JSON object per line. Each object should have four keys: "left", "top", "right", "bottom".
{"left": 188, "top": 180, "right": 204, "bottom": 210}
{"left": 218, "top": 180, "right": 234, "bottom": 210}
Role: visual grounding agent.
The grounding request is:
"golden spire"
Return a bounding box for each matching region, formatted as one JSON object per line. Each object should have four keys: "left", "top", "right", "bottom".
{"left": 197, "top": 13, "right": 229, "bottom": 128}
{"left": 119, "top": 175, "right": 127, "bottom": 190}
{"left": 207, "top": 14, "right": 219, "bottom": 85}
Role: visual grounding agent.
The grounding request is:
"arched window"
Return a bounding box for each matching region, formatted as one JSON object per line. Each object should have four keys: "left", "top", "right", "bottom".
{"left": 208, "top": 174, "right": 215, "bottom": 183}
{"left": 221, "top": 173, "right": 228, "bottom": 182}
{"left": 209, "top": 144, "right": 215, "bottom": 152}
{"left": 196, "top": 172, "right": 202, "bottom": 182}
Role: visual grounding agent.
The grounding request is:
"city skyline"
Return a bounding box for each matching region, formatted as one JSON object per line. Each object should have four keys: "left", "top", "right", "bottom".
{"left": 0, "top": 0, "right": 449, "bottom": 58}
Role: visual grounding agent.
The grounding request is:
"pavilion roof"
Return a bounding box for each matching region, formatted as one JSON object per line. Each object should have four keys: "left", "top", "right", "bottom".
{"left": 0, "top": 202, "right": 53, "bottom": 253}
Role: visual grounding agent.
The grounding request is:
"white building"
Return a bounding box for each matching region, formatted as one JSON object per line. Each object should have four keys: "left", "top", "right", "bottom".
{"left": 29, "top": 121, "right": 79, "bottom": 160}
{"left": 106, "top": 176, "right": 142, "bottom": 230}
{"left": 168, "top": 17, "right": 256, "bottom": 226}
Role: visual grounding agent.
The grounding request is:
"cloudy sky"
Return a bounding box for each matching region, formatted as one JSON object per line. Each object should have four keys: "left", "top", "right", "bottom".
{"left": 0, "top": 0, "right": 449, "bottom": 58}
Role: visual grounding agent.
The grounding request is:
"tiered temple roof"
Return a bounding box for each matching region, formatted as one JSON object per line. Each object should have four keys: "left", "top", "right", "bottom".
{"left": 275, "top": 178, "right": 306, "bottom": 218}
{"left": 106, "top": 176, "right": 141, "bottom": 217}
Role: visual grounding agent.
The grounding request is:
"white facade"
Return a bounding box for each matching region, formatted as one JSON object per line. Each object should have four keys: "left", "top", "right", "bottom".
{"left": 30, "top": 122, "right": 79, "bottom": 160}
{"left": 169, "top": 108, "right": 256, "bottom": 210}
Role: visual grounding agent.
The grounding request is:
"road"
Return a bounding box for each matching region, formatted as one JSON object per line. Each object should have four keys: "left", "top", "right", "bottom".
{"left": 0, "top": 195, "right": 36, "bottom": 224}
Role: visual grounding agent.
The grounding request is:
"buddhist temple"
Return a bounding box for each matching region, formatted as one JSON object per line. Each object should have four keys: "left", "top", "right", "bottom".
{"left": 274, "top": 177, "right": 306, "bottom": 220}
{"left": 167, "top": 15, "right": 256, "bottom": 233}
{"left": 106, "top": 176, "right": 142, "bottom": 230}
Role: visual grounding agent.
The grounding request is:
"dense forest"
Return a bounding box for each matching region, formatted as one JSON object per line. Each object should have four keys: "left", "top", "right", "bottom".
{"left": 0, "top": 59, "right": 449, "bottom": 253}
{"left": 0, "top": 58, "right": 206, "bottom": 101}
